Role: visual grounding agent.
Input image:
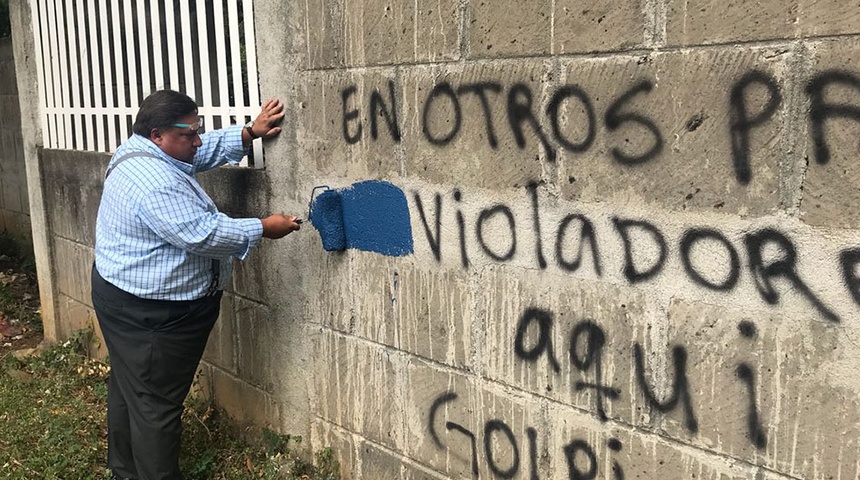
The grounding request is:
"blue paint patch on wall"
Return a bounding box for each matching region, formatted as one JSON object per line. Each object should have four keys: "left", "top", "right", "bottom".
{"left": 309, "top": 180, "right": 413, "bottom": 256}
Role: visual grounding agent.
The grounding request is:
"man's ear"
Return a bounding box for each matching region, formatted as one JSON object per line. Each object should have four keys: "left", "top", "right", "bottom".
{"left": 150, "top": 128, "right": 164, "bottom": 146}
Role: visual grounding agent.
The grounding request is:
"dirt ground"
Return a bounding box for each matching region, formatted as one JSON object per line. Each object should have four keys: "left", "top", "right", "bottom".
{"left": 0, "top": 254, "right": 43, "bottom": 357}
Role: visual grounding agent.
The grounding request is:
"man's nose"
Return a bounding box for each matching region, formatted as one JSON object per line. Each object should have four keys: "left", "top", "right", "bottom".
{"left": 193, "top": 134, "right": 203, "bottom": 147}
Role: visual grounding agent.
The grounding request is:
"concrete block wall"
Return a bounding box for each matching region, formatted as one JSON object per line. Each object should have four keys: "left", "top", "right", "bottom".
{"left": 252, "top": 0, "right": 860, "bottom": 478}
{"left": 0, "top": 37, "right": 30, "bottom": 238}
{"left": 10, "top": 1, "right": 860, "bottom": 479}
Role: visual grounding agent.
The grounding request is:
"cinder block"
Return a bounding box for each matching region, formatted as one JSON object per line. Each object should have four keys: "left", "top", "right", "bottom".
{"left": 0, "top": 188, "right": 9, "bottom": 217}
{"left": 479, "top": 265, "right": 653, "bottom": 428}
{"left": 203, "top": 293, "right": 237, "bottom": 373}
{"left": 799, "top": 39, "right": 860, "bottom": 228}
{"left": 190, "top": 363, "right": 214, "bottom": 402}
{"left": 358, "top": 440, "right": 403, "bottom": 479}
{"left": 546, "top": 403, "right": 757, "bottom": 479}
{"left": 210, "top": 367, "right": 281, "bottom": 428}
{"left": 305, "top": 244, "right": 354, "bottom": 333}
{"left": 343, "top": 256, "right": 474, "bottom": 369}
{"left": 230, "top": 238, "right": 272, "bottom": 304}
{"left": 341, "top": 0, "right": 459, "bottom": 67}
{"left": 662, "top": 299, "right": 860, "bottom": 479}
{"left": 557, "top": 47, "right": 786, "bottom": 216}
{"left": 469, "top": 0, "right": 552, "bottom": 58}
{"left": 18, "top": 179, "right": 29, "bottom": 216}
{"left": 394, "top": 262, "right": 473, "bottom": 369}
{"left": 358, "top": 439, "right": 449, "bottom": 479}
{"left": 56, "top": 294, "right": 94, "bottom": 341}
{"left": 0, "top": 165, "right": 23, "bottom": 213}
{"left": 198, "top": 167, "right": 268, "bottom": 220}
{"left": 401, "top": 464, "right": 448, "bottom": 480}
{"left": 295, "top": 69, "right": 403, "bottom": 181}
{"left": 799, "top": 0, "right": 860, "bottom": 37}
{"left": 0, "top": 94, "right": 22, "bottom": 128}
{"left": 400, "top": 60, "right": 550, "bottom": 189}
{"left": 553, "top": 0, "right": 645, "bottom": 54}
{"left": 402, "top": 358, "right": 477, "bottom": 478}
{"left": 310, "top": 420, "right": 357, "bottom": 480}
{"left": 1, "top": 211, "right": 31, "bottom": 239}
{"left": 666, "top": 0, "right": 798, "bottom": 46}
{"left": 40, "top": 150, "right": 108, "bottom": 245}
{"left": 404, "top": 364, "right": 552, "bottom": 480}
{"left": 762, "top": 469, "right": 804, "bottom": 480}
{"left": 0, "top": 41, "right": 18, "bottom": 96}
{"left": 15, "top": 213, "right": 31, "bottom": 238}
{"left": 297, "top": 0, "right": 341, "bottom": 69}
{"left": 52, "top": 236, "right": 94, "bottom": 306}
{"left": 311, "top": 330, "right": 408, "bottom": 451}
{"left": 473, "top": 383, "right": 547, "bottom": 480}
{"left": 235, "top": 296, "right": 275, "bottom": 390}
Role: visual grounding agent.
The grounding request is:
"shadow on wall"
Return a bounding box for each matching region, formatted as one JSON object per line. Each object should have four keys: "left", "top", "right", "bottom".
{"left": 0, "top": 6, "right": 30, "bottom": 240}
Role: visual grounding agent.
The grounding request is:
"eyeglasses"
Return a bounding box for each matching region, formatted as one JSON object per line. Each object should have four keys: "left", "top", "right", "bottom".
{"left": 172, "top": 117, "right": 204, "bottom": 134}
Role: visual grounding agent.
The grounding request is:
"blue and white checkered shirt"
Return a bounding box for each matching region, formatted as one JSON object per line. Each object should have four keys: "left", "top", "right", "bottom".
{"left": 94, "top": 126, "right": 263, "bottom": 300}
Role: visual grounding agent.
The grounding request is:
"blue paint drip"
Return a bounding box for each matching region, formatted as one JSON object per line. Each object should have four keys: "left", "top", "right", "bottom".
{"left": 309, "top": 180, "right": 413, "bottom": 256}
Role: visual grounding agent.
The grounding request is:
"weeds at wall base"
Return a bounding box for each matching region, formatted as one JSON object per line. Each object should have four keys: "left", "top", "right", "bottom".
{"left": 1, "top": 333, "right": 340, "bottom": 480}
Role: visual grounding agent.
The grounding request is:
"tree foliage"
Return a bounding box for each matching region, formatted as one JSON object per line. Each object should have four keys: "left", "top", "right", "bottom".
{"left": 0, "top": 0, "right": 10, "bottom": 39}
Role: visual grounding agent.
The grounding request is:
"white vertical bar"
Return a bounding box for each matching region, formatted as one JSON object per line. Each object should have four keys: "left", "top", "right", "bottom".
{"left": 150, "top": 0, "right": 165, "bottom": 90}
{"left": 49, "top": 0, "right": 67, "bottom": 148}
{"left": 253, "top": 139, "right": 263, "bottom": 168}
{"left": 66, "top": 0, "right": 84, "bottom": 150}
{"left": 76, "top": 0, "right": 95, "bottom": 150}
{"left": 164, "top": 0, "right": 179, "bottom": 90}
{"left": 111, "top": 0, "right": 129, "bottom": 147}
{"left": 196, "top": 1, "right": 214, "bottom": 131}
{"left": 227, "top": 0, "right": 243, "bottom": 111}
{"left": 32, "top": 0, "right": 50, "bottom": 147}
{"left": 123, "top": 0, "right": 139, "bottom": 109}
{"left": 212, "top": 0, "right": 230, "bottom": 127}
{"left": 179, "top": 0, "right": 195, "bottom": 98}
{"left": 243, "top": 0, "right": 262, "bottom": 167}
{"left": 87, "top": 0, "right": 105, "bottom": 152}
{"left": 56, "top": 0, "right": 72, "bottom": 149}
{"left": 98, "top": 1, "right": 119, "bottom": 152}
{"left": 243, "top": 0, "right": 260, "bottom": 108}
{"left": 135, "top": 0, "right": 151, "bottom": 98}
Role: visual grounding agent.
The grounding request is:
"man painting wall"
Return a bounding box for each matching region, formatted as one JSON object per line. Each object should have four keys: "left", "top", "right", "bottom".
{"left": 91, "top": 90, "right": 301, "bottom": 480}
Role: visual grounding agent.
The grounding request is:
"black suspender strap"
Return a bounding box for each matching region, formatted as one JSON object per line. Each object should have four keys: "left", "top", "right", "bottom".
{"left": 104, "top": 151, "right": 160, "bottom": 179}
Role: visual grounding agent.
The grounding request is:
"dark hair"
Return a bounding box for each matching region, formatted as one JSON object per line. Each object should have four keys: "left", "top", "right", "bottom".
{"left": 132, "top": 90, "right": 198, "bottom": 137}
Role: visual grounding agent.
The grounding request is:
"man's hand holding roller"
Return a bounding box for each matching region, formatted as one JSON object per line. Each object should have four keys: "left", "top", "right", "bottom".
{"left": 261, "top": 214, "right": 302, "bottom": 239}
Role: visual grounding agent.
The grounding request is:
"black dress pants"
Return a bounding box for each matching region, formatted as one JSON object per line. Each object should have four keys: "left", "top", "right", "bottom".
{"left": 91, "top": 266, "right": 221, "bottom": 480}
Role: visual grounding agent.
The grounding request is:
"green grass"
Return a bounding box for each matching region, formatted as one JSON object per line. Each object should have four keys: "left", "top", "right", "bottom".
{"left": 0, "top": 338, "right": 340, "bottom": 480}
{"left": 0, "top": 233, "right": 41, "bottom": 336}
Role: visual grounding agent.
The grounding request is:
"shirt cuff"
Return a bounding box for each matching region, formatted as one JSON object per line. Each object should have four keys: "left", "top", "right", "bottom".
{"left": 224, "top": 125, "right": 248, "bottom": 163}
{"left": 235, "top": 218, "right": 264, "bottom": 260}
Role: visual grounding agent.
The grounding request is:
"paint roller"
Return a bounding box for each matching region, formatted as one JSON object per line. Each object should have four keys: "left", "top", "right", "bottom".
{"left": 308, "top": 185, "right": 347, "bottom": 251}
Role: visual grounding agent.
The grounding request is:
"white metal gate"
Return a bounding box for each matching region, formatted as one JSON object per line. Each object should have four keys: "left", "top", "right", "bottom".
{"left": 30, "top": 0, "right": 265, "bottom": 166}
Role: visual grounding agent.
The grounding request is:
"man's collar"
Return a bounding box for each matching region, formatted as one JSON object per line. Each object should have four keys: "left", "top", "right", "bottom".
{"left": 125, "top": 135, "right": 195, "bottom": 175}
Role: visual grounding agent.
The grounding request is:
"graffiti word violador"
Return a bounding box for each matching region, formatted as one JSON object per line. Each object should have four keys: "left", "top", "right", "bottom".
{"left": 413, "top": 184, "right": 860, "bottom": 322}
{"left": 342, "top": 70, "right": 860, "bottom": 185}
